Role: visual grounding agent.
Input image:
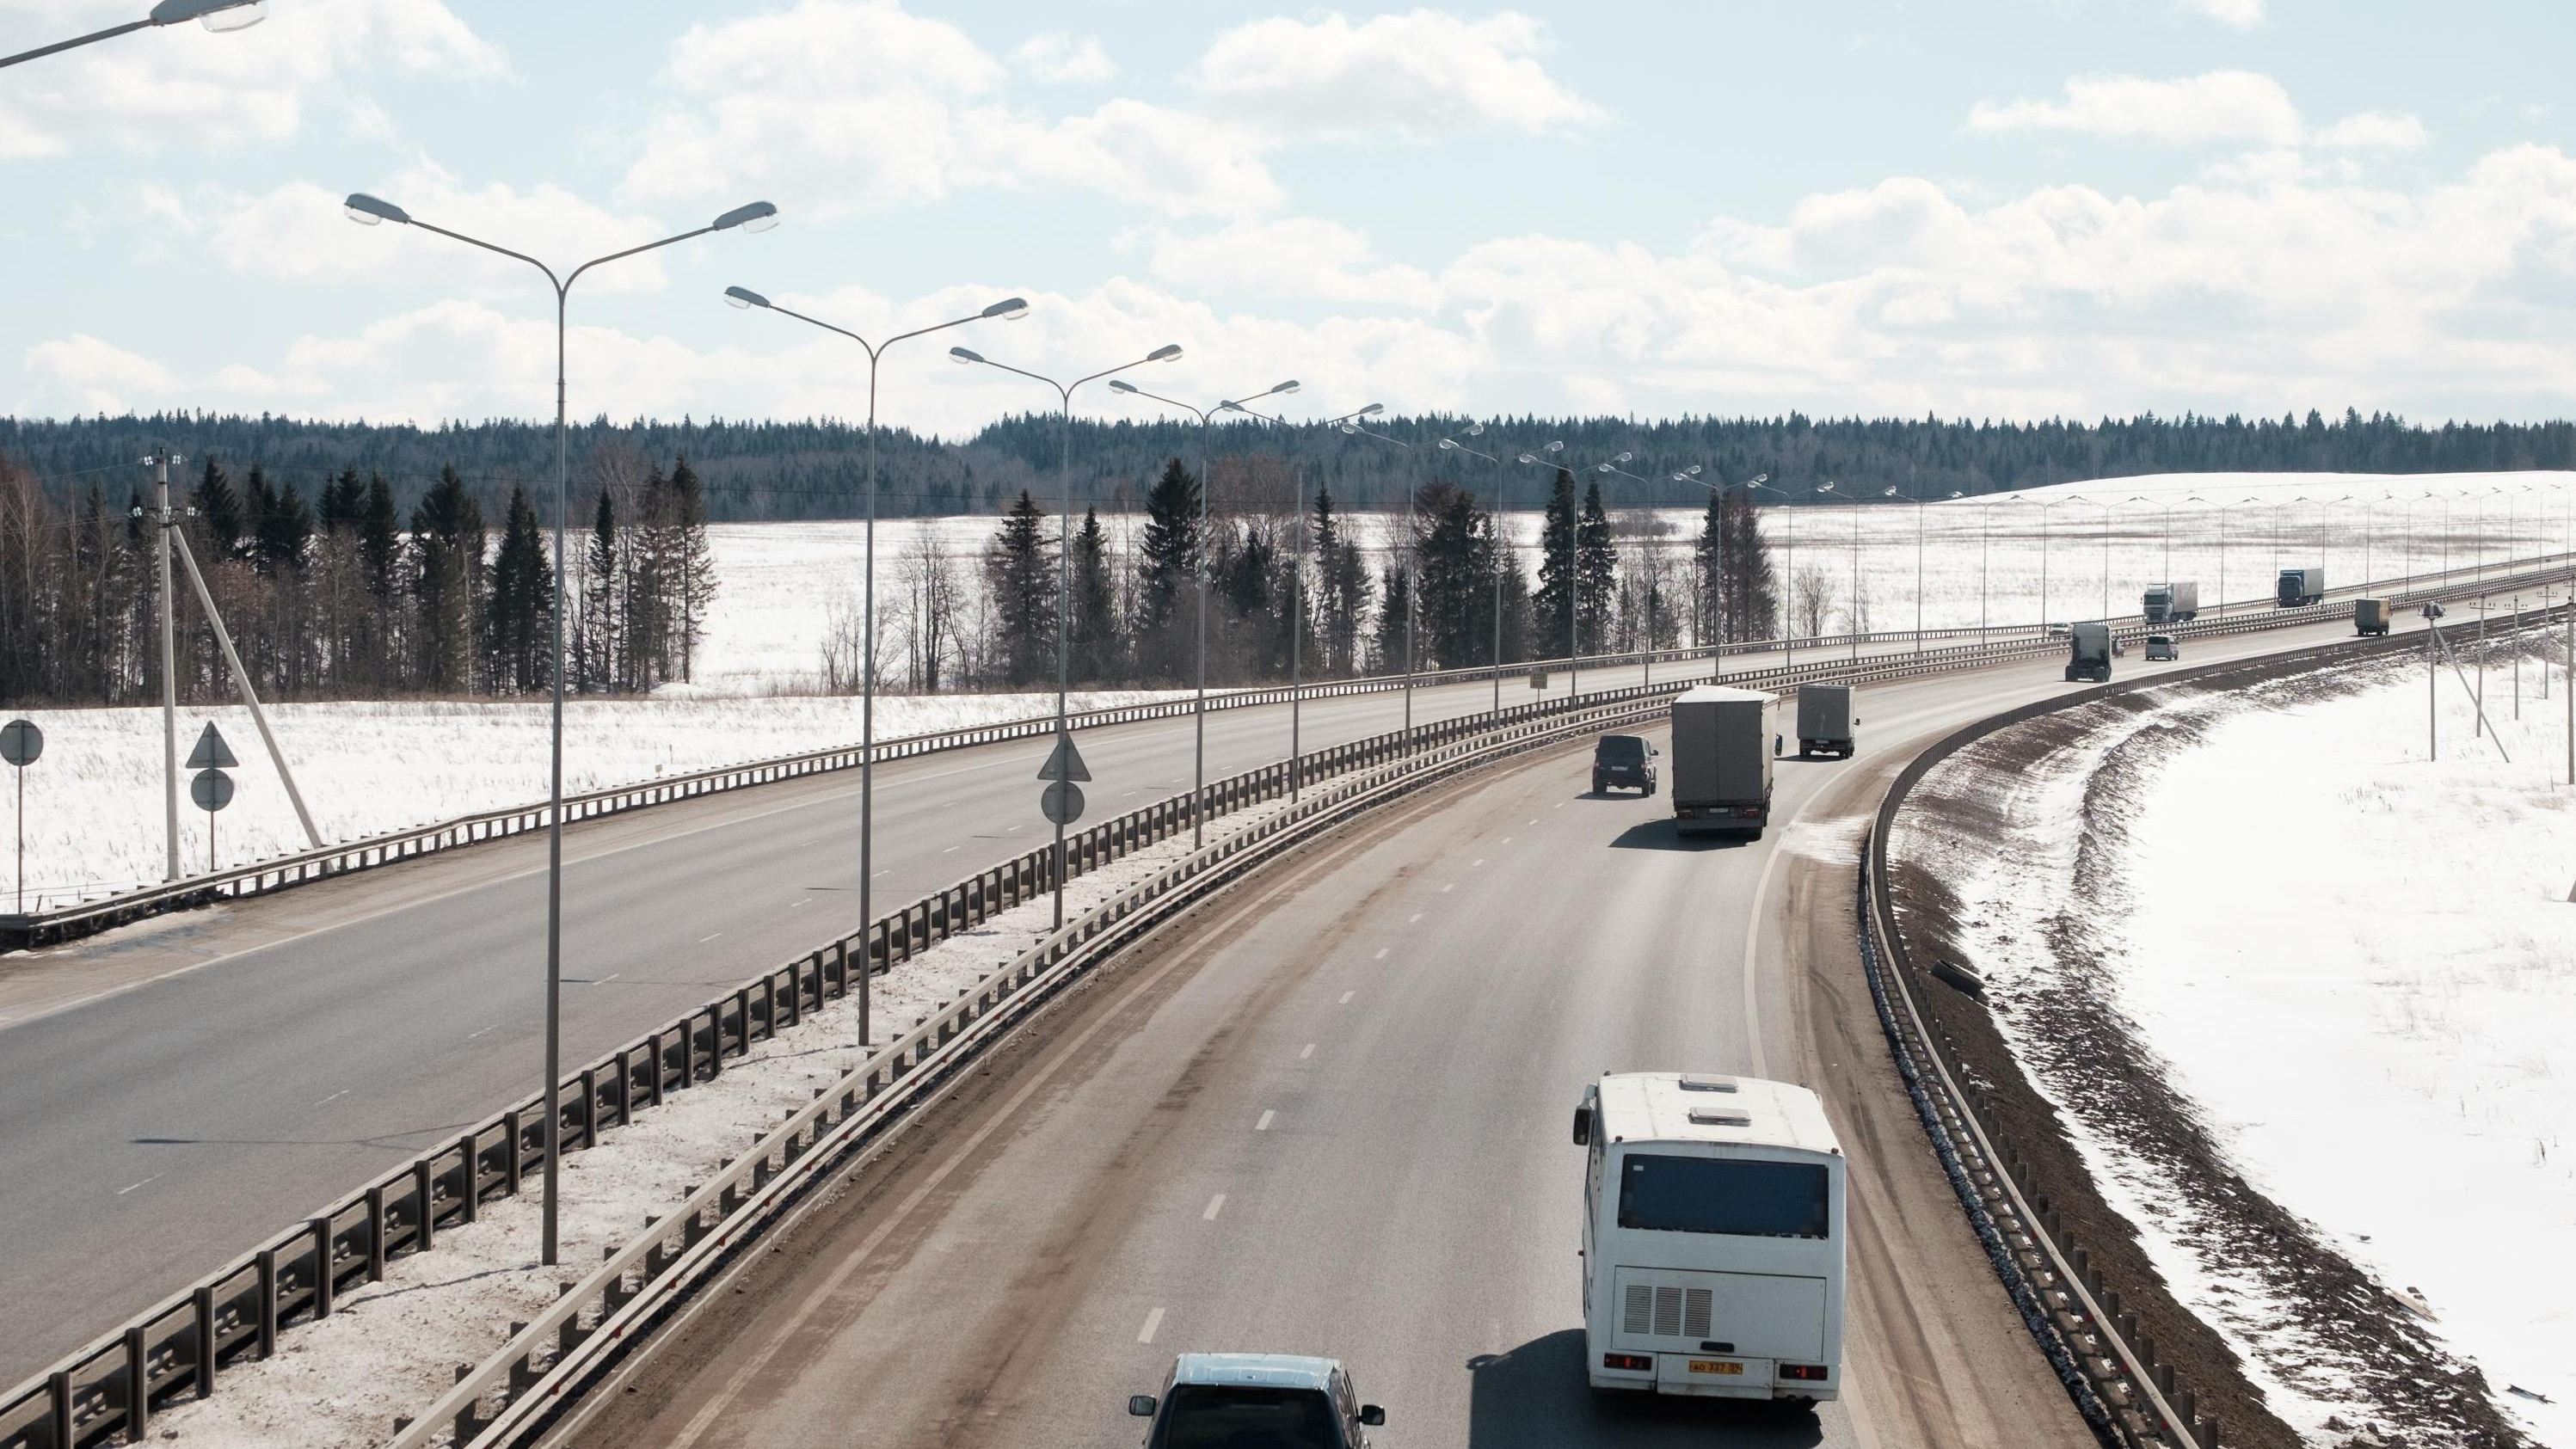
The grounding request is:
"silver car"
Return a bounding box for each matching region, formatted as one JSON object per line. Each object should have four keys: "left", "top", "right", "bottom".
{"left": 1129, "top": 1353, "right": 1386, "bottom": 1447}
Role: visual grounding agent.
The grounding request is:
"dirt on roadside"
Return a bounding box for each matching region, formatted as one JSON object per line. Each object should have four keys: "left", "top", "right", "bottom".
{"left": 1887, "top": 643, "right": 2537, "bottom": 1449}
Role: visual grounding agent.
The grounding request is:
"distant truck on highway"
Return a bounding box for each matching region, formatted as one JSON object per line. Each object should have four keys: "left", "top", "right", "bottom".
{"left": 1670, "top": 686, "right": 1772, "bottom": 838}
{"left": 1794, "top": 685, "right": 1856, "bottom": 758}
{"left": 2064, "top": 622, "right": 2112, "bottom": 683}
{"left": 2355, "top": 598, "right": 2393, "bottom": 636}
{"left": 2141, "top": 581, "right": 2199, "bottom": 623}
{"left": 2277, "top": 568, "right": 2326, "bottom": 607}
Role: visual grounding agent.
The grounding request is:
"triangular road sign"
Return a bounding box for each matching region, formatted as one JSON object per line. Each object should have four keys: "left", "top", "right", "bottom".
{"left": 1035, "top": 732, "right": 1091, "bottom": 783}
{"left": 187, "top": 721, "right": 239, "bottom": 771}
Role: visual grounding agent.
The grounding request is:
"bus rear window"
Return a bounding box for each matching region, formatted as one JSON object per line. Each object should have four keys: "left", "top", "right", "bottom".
{"left": 1617, "top": 1155, "right": 1829, "bottom": 1238}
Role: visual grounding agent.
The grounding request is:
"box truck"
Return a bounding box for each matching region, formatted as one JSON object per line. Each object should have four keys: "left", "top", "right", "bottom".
{"left": 1794, "top": 685, "right": 1855, "bottom": 758}
{"left": 2141, "top": 581, "right": 2199, "bottom": 623}
{"left": 1670, "top": 687, "right": 1773, "bottom": 838}
{"left": 2277, "top": 568, "right": 2325, "bottom": 607}
{"left": 2355, "top": 599, "right": 2393, "bottom": 636}
{"left": 2064, "top": 622, "right": 2112, "bottom": 683}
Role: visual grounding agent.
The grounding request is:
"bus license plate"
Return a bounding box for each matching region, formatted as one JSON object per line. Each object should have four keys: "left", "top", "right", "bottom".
{"left": 1688, "top": 1360, "right": 1743, "bottom": 1376}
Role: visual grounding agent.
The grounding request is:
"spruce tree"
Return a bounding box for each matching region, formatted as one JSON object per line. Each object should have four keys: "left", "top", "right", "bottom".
{"left": 409, "top": 466, "right": 484, "bottom": 691}
{"left": 485, "top": 483, "right": 552, "bottom": 692}
{"left": 1135, "top": 457, "right": 1202, "bottom": 676}
{"left": 1071, "top": 507, "right": 1117, "bottom": 684}
{"left": 669, "top": 454, "right": 716, "bottom": 681}
{"left": 254, "top": 477, "right": 312, "bottom": 577}
{"left": 191, "top": 458, "right": 243, "bottom": 558}
{"left": 1532, "top": 467, "right": 1577, "bottom": 662}
{"left": 238, "top": 466, "right": 278, "bottom": 567}
{"left": 357, "top": 474, "right": 398, "bottom": 599}
{"left": 318, "top": 469, "right": 364, "bottom": 533}
{"left": 1576, "top": 480, "right": 1616, "bottom": 654}
{"left": 988, "top": 489, "right": 1058, "bottom": 687}
{"left": 581, "top": 487, "right": 620, "bottom": 691}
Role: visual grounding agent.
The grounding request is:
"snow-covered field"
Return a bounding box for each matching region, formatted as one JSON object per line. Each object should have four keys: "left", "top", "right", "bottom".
{"left": 2124, "top": 649, "right": 2575, "bottom": 1446}
{"left": 1896, "top": 633, "right": 2574, "bottom": 1446}
{"left": 0, "top": 690, "right": 1185, "bottom": 907}
{"left": 142, "top": 776, "right": 1318, "bottom": 1449}
{"left": 705, "top": 470, "right": 2576, "bottom": 690}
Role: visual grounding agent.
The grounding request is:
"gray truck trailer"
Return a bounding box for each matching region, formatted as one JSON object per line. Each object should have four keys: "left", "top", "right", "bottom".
{"left": 2064, "top": 622, "right": 2112, "bottom": 683}
{"left": 1671, "top": 686, "right": 1774, "bottom": 838}
{"left": 2355, "top": 598, "right": 2393, "bottom": 635}
{"left": 2277, "top": 567, "right": 2325, "bottom": 607}
{"left": 1795, "top": 684, "right": 1855, "bottom": 758}
{"left": 2142, "top": 581, "right": 2199, "bottom": 623}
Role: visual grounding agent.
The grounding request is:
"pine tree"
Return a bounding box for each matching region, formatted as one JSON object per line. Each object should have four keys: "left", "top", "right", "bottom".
{"left": 1532, "top": 467, "right": 1578, "bottom": 662}
{"left": 409, "top": 466, "right": 484, "bottom": 691}
{"left": 1071, "top": 507, "right": 1117, "bottom": 685}
{"left": 1694, "top": 487, "right": 1725, "bottom": 648}
{"left": 238, "top": 465, "right": 279, "bottom": 567}
{"left": 318, "top": 469, "right": 364, "bottom": 533}
{"left": 1576, "top": 481, "right": 1616, "bottom": 654}
{"left": 254, "top": 476, "right": 312, "bottom": 577}
{"left": 1369, "top": 562, "right": 1410, "bottom": 674}
{"left": 669, "top": 454, "right": 716, "bottom": 681}
{"left": 192, "top": 458, "right": 243, "bottom": 558}
{"left": 1724, "top": 489, "right": 1780, "bottom": 641}
{"left": 1412, "top": 482, "right": 1489, "bottom": 669}
{"left": 987, "top": 489, "right": 1058, "bottom": 687}
{"left": 1134, "top": 457, "right": 1202, "bottom": 677}
{"left": 485, "top": 483, "right": 552, "bottom": 692}
{"left": 1311, "top": 482, "right": 1371, "bottom": 675}
{"left": 580, "top": 487, "right": 620, "bottom": 692}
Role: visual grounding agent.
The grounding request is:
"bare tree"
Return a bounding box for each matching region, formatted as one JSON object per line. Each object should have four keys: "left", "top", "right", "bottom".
{"left": 898, "top": 531, "right": 964, "bottom": 691}
{"left": 1793, "top": 563, "right": 1837, "bottom": 639}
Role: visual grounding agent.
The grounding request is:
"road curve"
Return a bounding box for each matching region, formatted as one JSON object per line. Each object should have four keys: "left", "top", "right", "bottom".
{"left": 555, "top": 611, "right": 2456, "bottom": 1448}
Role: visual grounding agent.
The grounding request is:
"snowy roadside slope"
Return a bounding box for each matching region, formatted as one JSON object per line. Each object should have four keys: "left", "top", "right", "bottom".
{"left": 1890, "top": 644, "right": 2554, "bottom": 1449}
{"left": 0, "top": 689, "right": 1184, "bottom": 907}
{"left": 2123, "top": 654, "right": 2576, "bottom": 1447}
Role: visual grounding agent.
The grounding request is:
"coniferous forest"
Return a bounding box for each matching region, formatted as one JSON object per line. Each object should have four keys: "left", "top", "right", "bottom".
{"left": 3, "top": 404, "right": 2566, "bottom": 706}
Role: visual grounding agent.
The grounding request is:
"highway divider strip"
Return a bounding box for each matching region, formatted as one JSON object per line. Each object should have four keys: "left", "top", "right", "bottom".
{"left": 9, "top": 549, "right": 2540, "bottom": 949}
{"left": 1858, "top": 590, "right": 2576, "bottom": 1449}
{"left": 8, "top": 560, "right": 2564, "bottom": 1449}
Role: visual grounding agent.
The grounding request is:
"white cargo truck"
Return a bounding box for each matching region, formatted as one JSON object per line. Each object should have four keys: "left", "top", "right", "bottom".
{"left": 1669, "top": 686, "right": 1772, "bottom": 838}
{"left": 2141, "top": 581, "right": 2199, "bottom": 623}
{"left": 1793, "top": 685, "right": 1855, "bottom": 758}
{"left": 1574, "top": 1072, "right": 1847, "bottom": 1405}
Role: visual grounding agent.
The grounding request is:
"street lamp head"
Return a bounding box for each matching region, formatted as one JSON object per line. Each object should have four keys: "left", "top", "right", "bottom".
{"left": 151, "top": 0, "right": 264, "bottom": 30}
{"left": 1818, "top": 481, "right": 1838, "bottom": 494}
{"left": 949, "top": 346, "right": 984, "bottom": 365}
{"left": 1883, "top": 486, "right": 1899, "bottom": 497}
{"left": 722, "top": 286, "right": 771, "bottom": 310}
{"left": 1681, "top": 464, "right": 1702, "bottom": 477}
{"left": 1339, "top": 424, "right": 1362, "bottom": 436}
{"left": 1614, "top": 451, "right": 1634, "bottom": 464}
{"left": 1438, "top": 439, "right": 1460, "bottom": 451}
{"left": 1596, "top": 463, "right": 1614, "bottom": 474}
{"left": 982, "top": 297, "right": 1031, "bottom": 321}
{"left": 1108, "top": 379, "right": 1140, "bottom": 394}
{"left": 1463, "top": 421, "right": 1485, "bottom": 437}
{"left": 1270, "top": 379, "right": 1300, "bottom": 396}
{"left": 341, "top": 192, "right": 409, "bottom": 227}
{"left": 1149, "top": 344, "right": 1184, "bottom": 363}
{"left": 1357, "top": 402, "right": 1385, "bottom": 417}
{"left": 1751, "top": 473, "right": 1768, "bottom": 485}
{"left": 712, "top": 200, "right": 781, "bottom": 233}
{"left": 1542, "top": 439, "right": 1565, "bottom": 454}
{"left": 1517, "top": 453, "right": 1542, "bottom": 465}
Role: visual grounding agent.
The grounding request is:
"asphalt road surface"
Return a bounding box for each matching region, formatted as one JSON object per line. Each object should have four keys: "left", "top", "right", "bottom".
{"left": 556, "top": 606, "right": 2479, "bottom": 1449}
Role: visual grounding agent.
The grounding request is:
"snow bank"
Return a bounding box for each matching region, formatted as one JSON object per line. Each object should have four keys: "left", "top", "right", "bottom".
{"left": 2124, "top": 650, "right": 2576, "bottom": 1446}
{"left": 140, "top": 777, "right": 1318, "bottom": 1448}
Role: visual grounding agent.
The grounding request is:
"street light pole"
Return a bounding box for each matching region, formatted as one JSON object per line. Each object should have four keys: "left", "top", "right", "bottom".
{"left": 344, "top": 188, "right": 778, "bottom": 1268}
{"left": 1514, "top": 442, "right": 1581, "bottom": 699}
{"left": 1107, "top": 377, "right": 1300, "bottom": 844}
{"left": 721, "top": 286, "right": 1027, "bottom": 1049}
{"left": 949, "top": 342, "right": 1185, "bottom": 930}
{"left": 1227, "top": 401, "right": 1379, "bottom": 798}
{"left": 1436, "top": 427, "right": 1509, "bottom": 712}
{"left": 1337, "top": 415, "right": 1419, "bottom": 749}
{"left": 1, "top": 0, "right": 262, "bottom": 69}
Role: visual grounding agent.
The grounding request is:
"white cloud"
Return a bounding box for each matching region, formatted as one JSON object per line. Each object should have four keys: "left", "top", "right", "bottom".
{"left": 2317, "top": 110, "right": 2430, "bottom": 153}
{"left": 1147, "top": 218, "right": 1440, "bottom": 308}
{"left": 0, "top": 0, "right": 508, "bottom": 158}
{"left": 2177, "top": 0, "right": 2265, "bottom": 28}
{"left": 1189, "top": 9, "right": 1602, "bottom": 141}
{"left": 1968, "top": 71, "right": 2302, "bottom": 148}
{"left": 192, "top": 163, "right": 685, "bottom": 294}
{"left": 20, "top": 335, "right": 181, "bottom": 414}
{"left": 620, "top": 0, "right": 1276, "bottom": 218}
{"left": 1014, "top": 32, "right": 1116, "bottom": 85}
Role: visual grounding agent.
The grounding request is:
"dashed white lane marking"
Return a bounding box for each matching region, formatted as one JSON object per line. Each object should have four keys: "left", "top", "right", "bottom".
{"left": 698, "top": 932, "right": 722, "bottom": 943}
{"left": 790, "top": 898, "right": 812, "bottom": 908}
{"left": 1203, "top": 1194, "right": 1227, "bottom": 1221}
{"left": 1139, "top": 1306, "right": 1165, "bottom": 1343}
{"left": 1554, "top": 801, "right": 1565, "bottom": 809}
{"left": 874, "top": 869, "right": 890, "bottom": 878}
{"left": 1528, "top": 819, "right": 1538, "bottom": 826}
{"left": 1008, "top": 824, "right": 1024, "bottom": 832}
{"left": 593, "top": 973, "right": 621, "bottom": 987}
{"left": 1374, "top": 948, "right": 1390, "bottom": 961}
{"left": 1300, "top": 1043, "right": 1317, "bottom": 1060}
{"left": 1256, "top": 1109, "right": 1276, "bottom": 1132}
{"left": 1407, "top": 912, "right": 1423, "bottom": 924}
{"left": 116, "top": 1176, "right": 160, "bottom": 1196}
{"left": 1472, "top": 858, "right": 1485, "bottom": 867}
{"left": 942, "top": 845, "right": 961, "bottom": 853}
{"left": 310, "top": 1089, "right": 347, "bottom": 1107}
{"left": 1339, "top": 991, "right": 1355, "bottom": 1004}
{"left": 466, "top": 1023, "right": 498, "bottom": 1040}
{"left": 1441, "top": 883, "right": 1454, "bottom": 893}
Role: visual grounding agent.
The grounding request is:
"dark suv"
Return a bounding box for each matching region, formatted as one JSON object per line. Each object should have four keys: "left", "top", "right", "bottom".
{"left": 1131, "top": 1354, "right": 1384, "bottom": 1447}
{"left": 1592, "top": 734, "right": 1657, "bottom": 795}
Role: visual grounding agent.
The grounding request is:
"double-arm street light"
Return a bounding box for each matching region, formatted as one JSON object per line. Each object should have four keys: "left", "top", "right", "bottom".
{"left": 1675, "top": 468, "right": 1765, "bottom": 676}
{"left": 1591, "top": 453, "right": 1667, "bottom": 685}
{"left": 3, "top": 0, "right": 261, "bottom": 68}
{"left": 343, "top": 188, "right": 780, "bottom": 1268}
{"left": 720, "top": 285, "right": 1027, "bottom": 1052}
{"left": 1747, "top": 480, "right": 1804, "bottom": 669}
{"left": 1106, "top": 378, "right": 1301, "bottom": 844}
{"left": 949, "top": 342, "right": 1184, "bottom": 929}
{"left": 1227, "top": 401, "right": 1380, "bottom": 797}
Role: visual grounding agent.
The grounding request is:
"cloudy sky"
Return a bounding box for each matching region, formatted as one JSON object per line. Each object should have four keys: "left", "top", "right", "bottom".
{"left": 4, "top": 0, "right": 2573, "bottom": 435}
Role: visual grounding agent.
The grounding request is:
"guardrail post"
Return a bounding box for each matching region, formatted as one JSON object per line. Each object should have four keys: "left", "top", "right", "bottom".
{"left": 457, "top": 1136, "right": 480, "bottom": 1224}
{"left": 366, "top": 1185, "right": 389, "bottom": 1281}
{"left": 613, "top": 1051, "right": 634, "bottom": 1131}
{"left": 125, "top": 1323, "right": 151, "bottom": 1438}
{"left": 760, "top": 975, "right": 778, "bottom": 1043}
{"left": 193, "top": 1282, "right": 218, "bottom": 1398}
{"left": 410, "top": 1163, "right": 434, "bottom": 1254}
{"left": 310, "top": 1218, "right": 335, "bottom": 1318}
{"left": 255, "top": 1248, "right": 280, "bottom": 1357}
{"left": 579, "top": 1066, "right": 600, "bottom": 1149}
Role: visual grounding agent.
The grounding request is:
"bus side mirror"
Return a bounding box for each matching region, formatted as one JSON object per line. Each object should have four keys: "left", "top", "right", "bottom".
{"left": 1360, "top": 1405, "right": 1386, "bottom": 1426}
{"left": 1571, "top": 1108, "right": 1591, "bottom": 1146}
{"left": 1128, "top": 1396, "right": 1158, "bottom": 1418}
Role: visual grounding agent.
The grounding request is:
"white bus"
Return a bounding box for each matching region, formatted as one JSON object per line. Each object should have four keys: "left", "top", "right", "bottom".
{"left": 1572, "top": 1072, "right": 1847, "bottom": 1403}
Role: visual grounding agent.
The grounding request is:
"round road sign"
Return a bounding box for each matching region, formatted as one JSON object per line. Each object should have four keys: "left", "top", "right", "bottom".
{"left": 191, "top": 767, "right": 236, "bottom": 813}
{"left": 0, "top": 719, "right": 40, "bottom": 768}
{"left": 1041, "top": 779, "right": 1085, "bottom": 826}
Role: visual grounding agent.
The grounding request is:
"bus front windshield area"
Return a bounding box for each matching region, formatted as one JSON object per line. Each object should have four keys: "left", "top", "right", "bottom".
{"left": 1617, "top": 1154, "right": 1830, "bottom": 1239}
{"left": 1148, "top": 1384, "right": 1345, "bottom": 1449}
